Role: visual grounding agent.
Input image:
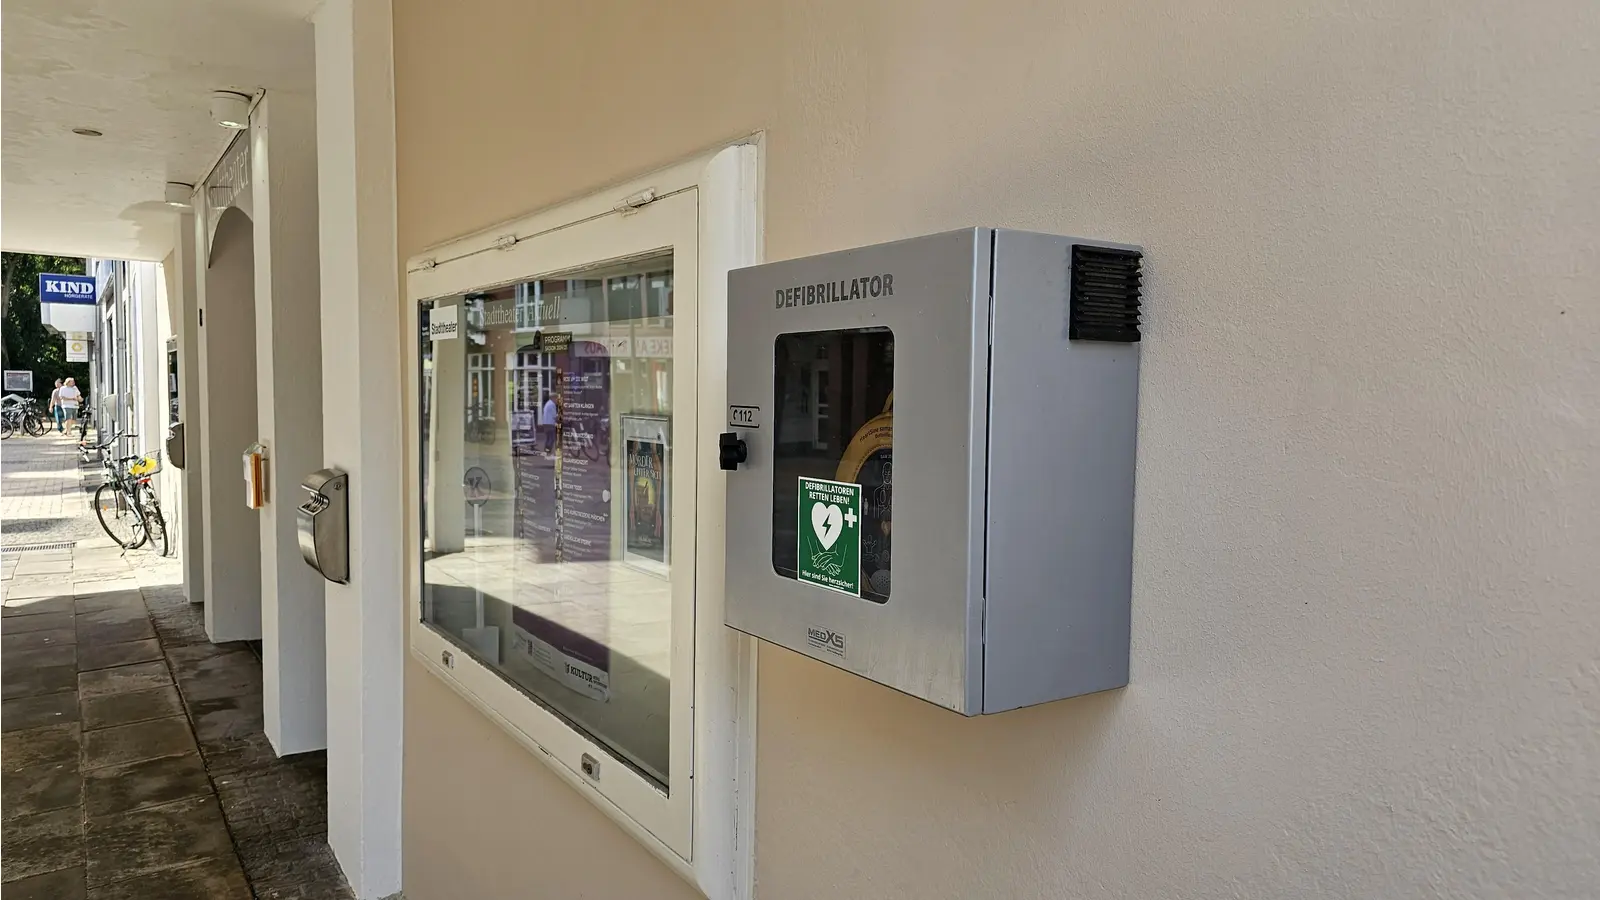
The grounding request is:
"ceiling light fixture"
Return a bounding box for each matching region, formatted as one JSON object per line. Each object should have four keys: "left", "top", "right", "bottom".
{"left": 72, "top": 127, "right": 103, "bottom": 137}
{"left": 210, "top": 91, "right": 252, "bottom": 130}
{"left": 164, "top": 183, "right": 195, "bottom": 209}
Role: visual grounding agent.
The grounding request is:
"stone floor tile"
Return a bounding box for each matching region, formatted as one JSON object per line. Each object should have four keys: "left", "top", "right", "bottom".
{"left": 168, "top": 649, "right": 261, "bottom": 702}
{"left": 84, "top": 752, "right": 210, "bottom": 817}
{"left": 196, "top": 733, "right": 280, "bottom": 778}
{"left": 72, "top": 590, "right": 143, "bottom": 614}
{"left": 235, "top": 832, "right": 352, "bottom": 900}
{"left": 1, "top": 806, "right": 84, "bottom": 880}
{"left": 2, "top": 690, "right": 80, "bottom": 731}
{"left": 0, "top": 610, "right": 75, "bottom": 634}
{"left": 1, "top": 642, "right": 77, "bottom": 673}
{"left": 82, "top": 716, "right": 197, "bottom": 770}
{"left": 84, "top": 795, "right": 235, "bottom": 886}
{"left": 76, "top": 638, "right": 163, "bottom": 672}
{"left": 14, "top": 559, "right": 73, "bottom": 577}
{"left": 216, "top": 754, "right": 328, "bottom": 840}
{"left": 69, "top": 550, "right": 130, "bottom": 565}
{"left": 3, "top": 662, "right": 79, "bottom": 700}
{"left": 74, "top": 613, "right": 156, "bottom": 647}
{"left": 2, "top": 757, "right": 81, "bottom": 819}
{"left": 3, "top": 866, "right": 87, "bottom": 899}
{"left": 2, "top": 626, "right": 76, "bottom": 652}
{"left": 71, "top": 573, "right": 139, "bottom": 590}
{"left": 2, "top": 576, "right": 77, "bottom": 601}
{"left": 164, "top": 640, "right": 256, "bottom": 670}
{"left": 75, "top": 536, "right": 122, "bottom": 552}
{"left": 82, "top": 685, "right": 185, "bottom": 731}
{"left": 1, "top": 723, "right": 81, "bottom": 772}
{"left": 71, "top": 573, "right": 136, "bottom": 591}
{"left": 2, "top": 595, "right": 75, "bottom": 617}
{"left": 84, "top": 856, "right": 251, "bottom": 900}
{"left": 188, "top": 691, "right": 265, "bottom": 743}
{"left": 78, "top": 660, "right": 172, "bottom": 698}
{"left": 147, "top": 603, "right": 209, "bottom": 647}
{"left": 74, "top": 600, "right": 150, "bottom": 625}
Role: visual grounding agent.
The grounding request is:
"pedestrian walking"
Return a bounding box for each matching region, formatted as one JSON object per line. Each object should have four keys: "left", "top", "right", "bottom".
{"left": 58, "top": 377, "right": 82, "bottom": 433}
{"left": 540, "top": 392, "right": 559, "bottom": 454}
{"left": 48, "top": 378, "right": 65, "bottom": 432}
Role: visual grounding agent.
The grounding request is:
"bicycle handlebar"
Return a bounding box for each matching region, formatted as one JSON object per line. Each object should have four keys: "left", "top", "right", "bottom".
{"left": 87, "top": 431, "right": 136, "bottom": 450}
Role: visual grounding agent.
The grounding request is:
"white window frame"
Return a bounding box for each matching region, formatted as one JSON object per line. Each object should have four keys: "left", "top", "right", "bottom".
{"left": 465, "top": 351, "right": 495, "bottom": 422}
{"left": 405, "top": 142, "right": 760, "bottom": 897}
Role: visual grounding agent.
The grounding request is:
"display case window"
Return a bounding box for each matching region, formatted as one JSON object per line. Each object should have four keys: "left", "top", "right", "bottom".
{"left": 420, "top": 252, "right": 676, "bottom": 790}
{"left": 770, "top": 328, "right": 894, "bottom": 602}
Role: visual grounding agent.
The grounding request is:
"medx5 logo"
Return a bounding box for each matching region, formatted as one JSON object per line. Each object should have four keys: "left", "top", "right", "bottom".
{"left": 806, "top": 626, "right": 846, "bottom": 657}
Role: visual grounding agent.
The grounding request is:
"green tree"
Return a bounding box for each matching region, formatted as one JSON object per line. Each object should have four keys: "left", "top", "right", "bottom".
{"left": 2, "top": 253, "right": 91, "bottom": 401}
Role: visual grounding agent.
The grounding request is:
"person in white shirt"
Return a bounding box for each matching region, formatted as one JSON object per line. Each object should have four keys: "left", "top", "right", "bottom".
{"left": 540, "top": 393, "right": 558, "bottom": 453}
{"left": 57, "top": 378, "right": 82, "bottom": 432}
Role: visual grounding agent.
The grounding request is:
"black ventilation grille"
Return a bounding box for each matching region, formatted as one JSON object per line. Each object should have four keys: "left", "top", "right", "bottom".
{"left": 1068, "top": 245, "right": 1143, "bottom": 342}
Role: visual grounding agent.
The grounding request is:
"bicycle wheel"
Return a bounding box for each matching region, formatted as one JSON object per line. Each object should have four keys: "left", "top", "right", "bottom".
{"left": 136, "top": 485, "right": 170, "bottom": 557}
{"left": 24, "top": 414, "right": 49, "bottom": 437}
{"left": 1, "top": 419, "right": 13, "bottom": 440}
{"left": 94, "top": 483, "right": 146, "bottom": 548}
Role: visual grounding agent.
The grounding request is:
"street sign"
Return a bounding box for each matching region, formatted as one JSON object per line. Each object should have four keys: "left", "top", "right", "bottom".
{"left": 796, "top": 477, "right": 863, "bottom": 597}
{"left": 464, "top": 466, "right": 491, "bottom": 506}
{"left": 3, "top": 370, "right": 33, "bottom": 393}
{"left": 38, "top": 274, "right": 97, "bottom": 305}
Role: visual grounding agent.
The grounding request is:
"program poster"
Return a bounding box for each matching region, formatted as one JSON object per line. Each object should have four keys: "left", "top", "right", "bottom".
{"left": 512, "top": 332, "right": 612, "bottom": 564}
{"left": 509, "top": 334, "right": 613, "bottom": 702}
{"left": 556, "top": 340, "right": 612, "bottom": 563}
{"left": 623, "top": 415, "right": 669, "bottom": 564}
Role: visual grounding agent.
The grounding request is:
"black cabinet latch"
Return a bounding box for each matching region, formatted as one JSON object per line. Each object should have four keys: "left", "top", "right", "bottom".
{"left": 719, "top": 432, "right": 747, "bottom": 471}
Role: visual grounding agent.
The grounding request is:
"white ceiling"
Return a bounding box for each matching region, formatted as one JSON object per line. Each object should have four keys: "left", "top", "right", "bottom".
{"left": 2, "top": 0, "right": 319, "bottom": 261}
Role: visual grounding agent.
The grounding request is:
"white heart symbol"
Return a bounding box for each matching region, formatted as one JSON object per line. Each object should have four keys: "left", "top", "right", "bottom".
{"left": 811, "top": 502, "right": 844, "bottom": 550}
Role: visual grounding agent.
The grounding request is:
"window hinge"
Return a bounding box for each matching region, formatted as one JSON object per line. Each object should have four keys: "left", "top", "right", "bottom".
{"left": 615, "top": 188, "right": 657, "bottom": 214}
{"left": 491, "top": 234, "right": 517, "bottom": 251}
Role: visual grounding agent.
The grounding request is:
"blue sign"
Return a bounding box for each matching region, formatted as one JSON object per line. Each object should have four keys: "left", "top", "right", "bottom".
{"left": 39, "top": 273, "right": 97, "bottom": 305}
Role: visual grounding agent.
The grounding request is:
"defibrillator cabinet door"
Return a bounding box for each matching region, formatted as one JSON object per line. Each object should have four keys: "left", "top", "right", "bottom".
{"left": 724, "top": 228, "right": 992, "bottom": 713}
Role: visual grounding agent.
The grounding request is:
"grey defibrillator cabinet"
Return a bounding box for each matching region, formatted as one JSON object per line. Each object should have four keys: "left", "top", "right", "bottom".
{"left": 722, "top": 228, "right": 1142, "bottom": 714}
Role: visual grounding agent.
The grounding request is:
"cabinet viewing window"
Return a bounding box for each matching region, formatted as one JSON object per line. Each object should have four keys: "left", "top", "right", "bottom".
{"left": 406, "top": 145, "right": 759, "bottom": 898}
{"left": 420, "top": 254, "right": 678, "bottom": 787}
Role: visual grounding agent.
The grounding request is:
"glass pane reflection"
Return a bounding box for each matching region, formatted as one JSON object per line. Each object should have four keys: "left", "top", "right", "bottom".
{"left": 420, "top": 253, "right": 675, "bottom": 789}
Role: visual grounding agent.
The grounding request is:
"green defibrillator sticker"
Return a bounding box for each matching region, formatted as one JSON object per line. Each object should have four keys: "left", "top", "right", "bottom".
{"left": 796, "top": 477, "right": 862, "bottom": 597}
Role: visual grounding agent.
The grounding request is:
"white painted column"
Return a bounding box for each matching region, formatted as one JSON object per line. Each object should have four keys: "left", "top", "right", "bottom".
{"left": 154, "top": 255, "right": 181, "bottom": 554}
{"left": 173, "top": 211, "right": 206, "bottom": 603}
{"left": 199, "top": 203, "right": 263, "bottom": 642}
{"left": 252, "top": 90, "right": 330, "bottom": 755}
{"left": 313, "top": 0, "right": 404, "bottom": 894}
{"left": 136, "top": 263, "right": 164, "bottom": 467}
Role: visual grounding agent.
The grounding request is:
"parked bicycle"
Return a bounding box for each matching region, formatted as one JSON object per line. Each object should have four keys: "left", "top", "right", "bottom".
{"left": 0, "top": 398, "right": 51, "bottom": 439}
{"left": 92, "top": 438, "right": 170, "bottom": 557}
{"left": 80, "top": 426, "right": 119, "bottom": 467}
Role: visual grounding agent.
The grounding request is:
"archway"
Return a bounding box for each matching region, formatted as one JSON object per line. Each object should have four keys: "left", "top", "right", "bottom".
{"left": 199, "top": 206, "right": 262, "bottom": 640}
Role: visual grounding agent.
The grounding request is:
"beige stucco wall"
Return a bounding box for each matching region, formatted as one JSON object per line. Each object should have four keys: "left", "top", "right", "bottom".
{"left": 393, "top": 1, "right": 1600, "bottom": 898}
